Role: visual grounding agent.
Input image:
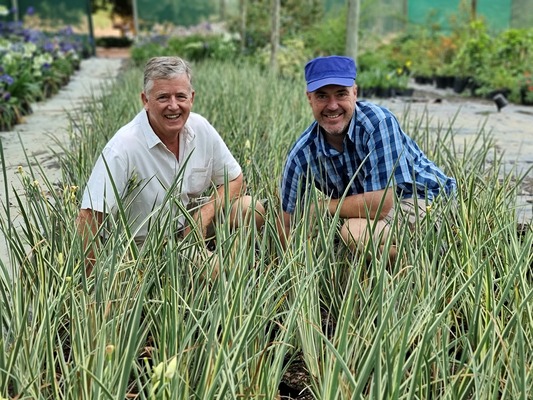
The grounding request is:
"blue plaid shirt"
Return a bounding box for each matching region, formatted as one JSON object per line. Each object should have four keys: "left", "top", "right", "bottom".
{"left": 281, "top": 101, "right": 456, "bottom": 213}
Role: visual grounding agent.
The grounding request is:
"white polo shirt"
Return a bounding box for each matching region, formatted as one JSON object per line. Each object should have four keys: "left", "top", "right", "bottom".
{"left": 81, "top": 110, "right": 242, "bottom": 243}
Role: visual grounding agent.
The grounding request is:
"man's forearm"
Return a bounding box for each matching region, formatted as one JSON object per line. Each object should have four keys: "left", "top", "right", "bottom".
{"left": 75, "top": 209, "right": 103, "bottom": 275}
{"left": 213, "top": 174, "right": 245, "bottom": 210}
{"left": 326, "top": 189, "right": 394, "bottom": 220}
{"left": 191, "top": 174, "right": 246, "bottom": 239}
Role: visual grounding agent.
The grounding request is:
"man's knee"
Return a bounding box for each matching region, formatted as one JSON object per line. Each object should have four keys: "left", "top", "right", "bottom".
{"left": 340, "top": 217, "right": 390, "bottom": 250}
{"left": 341, "top": 218, "right": 367, "bottom": 241}
{"left": 340, "top": 218, "right": 367, "bottom": 251}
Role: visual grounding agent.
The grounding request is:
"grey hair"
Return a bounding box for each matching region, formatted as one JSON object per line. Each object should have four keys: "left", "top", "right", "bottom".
{"left": 143, "top": 56, "right": 193, "bottom": 96}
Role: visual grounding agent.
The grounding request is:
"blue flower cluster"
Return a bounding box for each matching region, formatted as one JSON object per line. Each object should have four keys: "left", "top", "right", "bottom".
{"left": 0, "top": 6, "right": 90, "bottom": 130}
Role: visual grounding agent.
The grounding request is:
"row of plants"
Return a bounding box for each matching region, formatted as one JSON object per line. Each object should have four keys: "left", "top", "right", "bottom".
{"left": 128, "top": 3, "right": 533, "bottom": 104}
{"left": 129, "top": 11, "right": 414, "bottom": 97}
{"left": 0, "top": 6, "right": 91, "bottom": 130}
{"left": 131, "top": 31, "right": 239, "bottom": 65}
{"left": 2, "top": 2, "right": 533, "bottom": 134}
{"left": 377, "top": 18, "right": 533, "bottom": 104}
{"left": 1, "top": 57, "right": 532, "bottom": 399}
{"left": 130, "top": 36, "right": 413, "bottom": 100}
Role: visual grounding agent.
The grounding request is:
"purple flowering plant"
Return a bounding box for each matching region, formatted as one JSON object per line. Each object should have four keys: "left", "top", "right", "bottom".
{"left": 0, "top": 6, "right": 88, "bottom": 130}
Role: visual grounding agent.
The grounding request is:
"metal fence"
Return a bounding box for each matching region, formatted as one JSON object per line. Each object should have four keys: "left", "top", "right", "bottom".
{"left": 406, "top": 0, "right": 533, "bottom": 31}
{"left": 131, "top": 0, "right": 532, "bottom": 35}
{"left": 0, "top": 0, "right": 92, "bottom": 32}
{"left": 1, "top": 0, "right": 531, "bottom": 39}
{"left": 134, "top": 0, "right": 221, "bottom": 32}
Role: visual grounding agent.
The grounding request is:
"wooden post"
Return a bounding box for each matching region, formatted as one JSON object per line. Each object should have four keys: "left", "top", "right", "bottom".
{"left": 220, "top": 0, "right": 226, "bottom": 21}
{"left": 345, "top": 0, "right": 361, "bottom": 62}
{"left": 270, "top": 0, "right": 280, "bottom": 73}
{"left": 240, "top": 0, "right": 247, "bottom": 52}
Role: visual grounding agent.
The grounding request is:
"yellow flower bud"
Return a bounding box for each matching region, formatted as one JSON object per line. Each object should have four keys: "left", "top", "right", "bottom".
{"left": 152, "top": 361, "right": 164, "bottom": 380}
{"left": 164, "top": 357, "right": 177, "bottom": 379}
{"left": 105, "top": 344, "right": 115, "bottom": 356}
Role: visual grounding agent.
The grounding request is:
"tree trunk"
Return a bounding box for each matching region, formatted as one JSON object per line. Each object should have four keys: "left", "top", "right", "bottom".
{"left": 240, "top": 0, "right": 247, "bottom": 52}
{"left": 132, "top": 0, "right": 139, "bottom": 37}
{"left": 12, "top": 0, "right": 19, "bottom": 21}
{"left": 220, "top": 0, "right": 226, "bottom": 21}
{"left": 471, "top": 0, "right": 477, "bottom": 20}
{"left": 345, "top": 0, "right": 361, "bottom": 63}
{"left": 270, "top": 0, "right": 280, "bottom": 72}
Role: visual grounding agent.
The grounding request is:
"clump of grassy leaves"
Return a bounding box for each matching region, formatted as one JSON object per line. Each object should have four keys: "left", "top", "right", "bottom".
{"left": 0, "top": 59, "right": 531, "bottom": 399}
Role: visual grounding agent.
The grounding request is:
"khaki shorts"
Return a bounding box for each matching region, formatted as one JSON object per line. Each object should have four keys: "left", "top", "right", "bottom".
{"left": 384, "top": 197, "right": 430, "bottom": 228}
{"left": 384, "top": 196, "right": 454, "bottom": 233}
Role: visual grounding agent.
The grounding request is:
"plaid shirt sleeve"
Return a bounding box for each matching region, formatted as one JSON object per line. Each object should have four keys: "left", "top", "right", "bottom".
{"left": 360, "top": 108, "right": 455, "bottom": 200}
{"left": 362, "top": 115, "right": 413, "bottom": 192}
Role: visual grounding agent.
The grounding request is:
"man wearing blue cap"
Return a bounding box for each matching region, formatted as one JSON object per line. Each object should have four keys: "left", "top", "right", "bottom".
{"left": 278, "top": 55, "right": 456, "bottom": 261}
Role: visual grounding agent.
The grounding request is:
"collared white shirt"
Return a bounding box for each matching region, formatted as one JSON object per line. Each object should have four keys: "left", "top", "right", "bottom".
{"left": 81, "top": 110, "right": 241, "bottom": 243}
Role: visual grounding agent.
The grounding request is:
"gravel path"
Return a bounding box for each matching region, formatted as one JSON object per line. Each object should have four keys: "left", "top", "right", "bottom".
{"left": 1, "top": 56, "right": 532, "bottom": 272}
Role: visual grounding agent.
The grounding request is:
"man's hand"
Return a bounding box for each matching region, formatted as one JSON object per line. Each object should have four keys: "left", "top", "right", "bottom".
{"left": 184, "top": 173, "right": 246, "bottom": 240}
{"left": 277, "top": 211, "right": 292, "bottom": 249}
{"left": 184, "top": 200, "right": 216, "bottom": 239}
{"left": 75, "top": 208, "right": 103, "bottom": 276}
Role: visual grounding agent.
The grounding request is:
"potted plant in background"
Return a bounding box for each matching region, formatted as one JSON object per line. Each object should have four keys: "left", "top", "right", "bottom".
{"left": 411, "top": 57, "right": 436, "bottom": 85}
{"left": 472, "top": 27, "right": 533, "bottom": 104}
{"left": 433, "top": 35, "right": 457, "bottom": 89}
{"left": 490, "top": 28, "right": 533, "bottom": 104}
{"left": 449, "top": 19, "right": 493, "bottom": 96}
{"left": 356, "top": 51, "right": 391, "bottom": 98}
{"left": 390, "top": 66, "right": 412, "bottom": 96}
{"left": 519, "top": 71, "right": 533, "bottom": 105}
{"left": 434, "top": 63, "right": 455, "bottom": 89}
{"left": 475, "top": 65, "right": 516, "bottom": 101}
{"left": 356, "top": 68, "right": 375, "bottom": 98}
{"left": 356, "top": 68, "right": 386, "bottom": 98}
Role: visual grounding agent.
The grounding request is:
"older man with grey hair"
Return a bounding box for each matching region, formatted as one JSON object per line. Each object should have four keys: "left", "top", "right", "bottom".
{"left": 77, "top": 56, "right": 264, "bottom": 274}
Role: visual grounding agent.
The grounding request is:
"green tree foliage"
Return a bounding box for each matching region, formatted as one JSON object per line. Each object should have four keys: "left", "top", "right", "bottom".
{"left": 227, "top": 0, "right": 323, "bottom": 52}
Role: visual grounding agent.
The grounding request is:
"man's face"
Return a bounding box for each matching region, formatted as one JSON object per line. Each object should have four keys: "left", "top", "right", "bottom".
{"left": 141, "top": 74, "right": 195, "bottom": 138}
{"left": 306, "top": 84, "right": 357, "bottom": 137}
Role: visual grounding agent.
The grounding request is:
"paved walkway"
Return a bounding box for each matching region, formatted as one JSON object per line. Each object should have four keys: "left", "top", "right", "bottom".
{"left": 375, "top": 84, "right": 533, "bottom": 224}
{"left": 0, "top": 54, "right": 126, "bottom": 273}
